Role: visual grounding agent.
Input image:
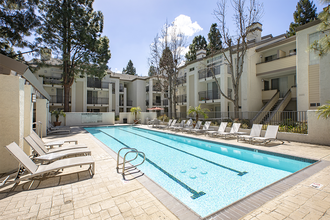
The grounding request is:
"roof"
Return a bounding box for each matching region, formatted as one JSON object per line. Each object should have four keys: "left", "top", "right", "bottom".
{"left": 110, "top": 72, "right": 149, "bottom": 81}
{"left": 0, "top": 54, "right": 51, "bottom": 100}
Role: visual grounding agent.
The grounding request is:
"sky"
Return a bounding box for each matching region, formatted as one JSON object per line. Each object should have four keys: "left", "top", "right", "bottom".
{"left": 23, "top": 0, "right": 327, "bottom": 76}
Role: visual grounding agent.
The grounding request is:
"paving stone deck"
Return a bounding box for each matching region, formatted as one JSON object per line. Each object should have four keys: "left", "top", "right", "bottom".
{"left": 1, "top": 125, "right": 330, "bottom": 220}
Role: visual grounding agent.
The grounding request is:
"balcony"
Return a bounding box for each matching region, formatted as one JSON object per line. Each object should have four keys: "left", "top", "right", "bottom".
{"left": 198, "top": 65, "right": 220, "bottom": 80}
{"left": 127, "top": 100, "right": 133, "bottom": 106}
{"left": 153, "top": 85, "right": 161, "bottom": 92}
{"left": 163, "top": 99, "right": 168, "bottom": 106}
{"left": 119, "top": 85, "right": 124, "bottom": 92}
{"left": 87, "top": 97, "right": 109, "bottom": 105}
{"left": 153, "top": 101, "right": 161, "bottom": 106}
{"left": 146, "top": 100, "right": 149, "bottom": 106}
{"left": 256, "top": 54, "right": 296, "bottom": 76}
{"left": 146, "top": 86, "right": 149, "bottom": 92}
{"left": 177, "top": 94, "right": 187, "bottom": 104}
{"left": 177, "top": 76, "right": 186, "bottom": 85}
{"left": 50, "top": 95, "right": 71, "bottom": 104}
{"left": 198, "top": 90, "right": 220, "bottom": 102}
{"left": 43, "top": 77, "right": 62, "bottom": 85}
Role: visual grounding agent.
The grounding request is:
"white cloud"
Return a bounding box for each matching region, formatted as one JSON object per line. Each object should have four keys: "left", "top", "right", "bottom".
{"left": 113, "top": 68, "right": 122, "bottom": 73}
{"left": 170, "top": 14, "right": 203, "bottom": 37}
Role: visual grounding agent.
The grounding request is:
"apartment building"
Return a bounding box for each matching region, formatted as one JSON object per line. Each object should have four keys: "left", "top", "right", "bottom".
{"left": 32, "top": 59, "right": 170, "bottom": 115}
{"left": 177, "top": 21, "right": 330, "bottom": 122}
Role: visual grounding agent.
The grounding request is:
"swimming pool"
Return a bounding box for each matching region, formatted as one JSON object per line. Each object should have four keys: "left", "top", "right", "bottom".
{"left": 85, "top": 126, "right": 316, "bottom": 217}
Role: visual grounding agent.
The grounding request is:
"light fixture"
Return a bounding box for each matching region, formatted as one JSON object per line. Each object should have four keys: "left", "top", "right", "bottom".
{"left": 32, "top": 93, "right": 36, "bottom": 103}
{"left": 261, "top": 79, "right": 264, "bottom": 82}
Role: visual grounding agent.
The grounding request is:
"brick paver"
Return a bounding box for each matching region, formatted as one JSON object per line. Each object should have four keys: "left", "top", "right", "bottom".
{"left": 1, "top": 125, "right": 330, "bottom": 220}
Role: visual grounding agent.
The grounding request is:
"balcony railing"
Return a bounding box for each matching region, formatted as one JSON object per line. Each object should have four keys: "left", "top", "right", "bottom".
{"left": 153, "top": 86, "right": 161, "bottom": 92}
{"left": 177, "top": 94, "right": 187, "bottom": 104}
{"left": 50, "top": 95, "right": 71, "bottom": 104}
{"left": 146, "top": 100, "right": 149, "bottom": 106}
{"left": 146, "top": 86, "right": 149, "bottom": 92}
{"left": 127, "top": 100, "right": 132, "bottom": 106}
{"left": 119, "top": 85, "right": 124, "bottom": 92}
{"left": 87, "top": 97, "right": 109, "bottom": 105}
{"left": 198, "top": 65, "right": 220, "bottom": 79}
{"left": 177, "top": 76, "right": 186, "bottom": 85}
{"left": 43, "top": 77, "right": 62, "bottom": 85}
{"left": 256, "top": 54, "right": 296, "bottom": 75}
{"left": 163, "top": 99, "right": 168, "bottom": 106}
{"left": 153, "top": 101, "right": 161, "bottom": 106}
{"left": 198, "top": 90, "right": 220, "bottom": 102}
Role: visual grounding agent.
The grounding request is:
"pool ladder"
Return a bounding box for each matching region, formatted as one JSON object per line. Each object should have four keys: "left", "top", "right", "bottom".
{"left": 116, "top": 148, "right": 146, "bottom": 179}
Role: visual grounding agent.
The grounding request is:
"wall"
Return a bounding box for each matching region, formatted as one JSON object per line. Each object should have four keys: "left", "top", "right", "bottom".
{"left": 65, "top": 112, "right": 115, "bottom": 126}
{"left": 24, "top": 85, "right": 33, "bottom": 155}
{"left": 119, "top": 112, "right": 157, "bottom": 124}
{"left": 0, "top": 75, "right": 24, "bottom": 173}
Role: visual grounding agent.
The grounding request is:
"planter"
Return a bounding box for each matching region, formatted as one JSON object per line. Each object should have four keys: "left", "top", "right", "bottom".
{"left": 134, "top": 120, "right": 139, "bottom": 124}
{"left": 53, "top": 121, "right": 61, "bottom": 126}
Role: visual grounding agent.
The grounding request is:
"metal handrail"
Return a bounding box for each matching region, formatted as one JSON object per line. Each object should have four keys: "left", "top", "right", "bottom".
{"left": 116, "top": 148, "right": 145, "bottom": 179}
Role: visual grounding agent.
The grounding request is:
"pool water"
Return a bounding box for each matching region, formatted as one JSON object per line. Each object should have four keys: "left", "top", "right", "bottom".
{"left": 85, "top": 126, "right": 315, "bottom": 217}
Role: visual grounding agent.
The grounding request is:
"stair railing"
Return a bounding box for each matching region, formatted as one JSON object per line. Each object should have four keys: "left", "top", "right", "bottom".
{"left": 264, "top": 89, "right": 292, "bottom": 124}
{"left": 252, "top": 90, "right": 279, "bottom": 124}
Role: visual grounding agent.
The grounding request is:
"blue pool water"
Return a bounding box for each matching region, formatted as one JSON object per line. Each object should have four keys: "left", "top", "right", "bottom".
{"left": 85, "top": 126, "right": 315, "bottom": 217}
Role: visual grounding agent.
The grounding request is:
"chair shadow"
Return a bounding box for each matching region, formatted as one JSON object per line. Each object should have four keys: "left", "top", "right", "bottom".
{"left": 0, "top": 170, "right": 93, "bottom": 198}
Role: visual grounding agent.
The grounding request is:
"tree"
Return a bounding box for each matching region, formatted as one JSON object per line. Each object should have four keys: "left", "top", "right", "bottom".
{"left": 207, "top": 23, "right": 222, "bottom": 54}
{"left": 123, "top": 60, "right": 136, "bottom": 75}
{"left": 287, "top": 0, "right": 318, "bottom": 37}
{"left": 0, "top": 0, "right": 40, "bottom": 57}
{"left": 317, "top": 100, "right": 330, "bottom": 119}
{"left": 148, "top": 65, "right": 157, "bottom": 76}
{"left": 212, "top": 0, "right": 263, "bottom": 118}
{"left": 149, "top": 21, "right": 186, "bottom": 118}
{"left": 187, "top": 104, "right": 209, "bottom": 123}
{"left": 309, "top": 2, "right": 330, "bottom": 56}
{"left": 37, "top": 0, "right": 111, "bottom": 112}
{"left": 185, "top": 35, "right": 207, "bottom": 61}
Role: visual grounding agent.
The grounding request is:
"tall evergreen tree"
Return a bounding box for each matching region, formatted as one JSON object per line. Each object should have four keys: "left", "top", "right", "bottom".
{"left": 207, "top": 23, "right": 222, "bottom": 55}
{"left": 287, "top": 0, "right": 317, "bottom": 37}
{"left": 148, "top": 65, "right": 157, "bottom": 76}
{"left": 0, "top": 0, "right": 40, "bottom": 56}
{"left": 309, "top": 2, "right": 330, "bottom": 56}
{"left": 123, "top": 60, "right": 136, "bottom": 75}
{"left": 185, "top": 35, "right": 207, "bottom": 62}
{"left": 37, "top": 0, "right": 111, "bottom": 112}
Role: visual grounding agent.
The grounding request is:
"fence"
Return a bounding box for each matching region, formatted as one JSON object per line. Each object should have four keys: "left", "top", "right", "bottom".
{"left": 154, "top": 111, "right": 307, "bottom": 132}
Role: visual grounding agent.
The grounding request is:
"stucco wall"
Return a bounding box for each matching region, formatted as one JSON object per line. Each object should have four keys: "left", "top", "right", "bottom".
{"left": 0, "top": 75, "right": 24, "bottom": 173}
{"left": 65, "top": 112, "right": 115, "bottom": 126}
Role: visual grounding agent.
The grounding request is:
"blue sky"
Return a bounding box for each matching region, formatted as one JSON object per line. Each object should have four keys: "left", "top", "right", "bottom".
{"left": 22, "top": 0, "right": 325, "bottom": 76}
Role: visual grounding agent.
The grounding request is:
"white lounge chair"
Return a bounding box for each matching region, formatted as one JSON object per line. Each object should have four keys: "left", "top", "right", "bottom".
{"left": 1, "top": 142, "right": 94, "bottom": 189}
{"left": 191, "top": 121, "right": 211, "bottom": 134}
{"left": 218, "top": 123, "right": 241, "bottom": 139}
{"left": 184, "top": 121, "right": 202, "bottom": 133}
{"left": 30, "top": 133, "right": 88, "bottom": 154}
{"left": 173, "top": 119, "right": 192, "bottom": 132}
{"left": 31, "top": 131, "right": 78, "bottom": 148}
{"left": 24, "top": 136, "right": 91, "bottom": 164}
{"left": 237, "top": 124, "right": 263, "bottom": 143}
{"left": 158, "top": 119, "right": 173, "bottom": 129}
{"left": 206, "top": 122, "right": 228, "bottom": 137}
{"left": 252, "top": 125, "right": 284, "bottom": 144}
{"left": 167, "top": 119, "right": 178, "bottom": 129}
{"left": 170, "top": 120, "right": 186, "bottom": 130}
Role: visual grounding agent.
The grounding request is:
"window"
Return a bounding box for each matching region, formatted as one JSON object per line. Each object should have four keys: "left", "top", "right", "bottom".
{"left": 310, "top": 103, "right": 320, "bottom": 107}
{"left": 289, "top": 49, "right": 296, "bottom": 55}
{"left": 265, "top": 54, "right": 277, "bottom": 62}
{"left": 189, "top": 67, "right": 195, "bottom": 71}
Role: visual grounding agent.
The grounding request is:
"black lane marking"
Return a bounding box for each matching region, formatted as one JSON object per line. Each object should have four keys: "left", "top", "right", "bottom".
{"left": 98, "top": 129, "right": 206, "bottom": 199}
{"left": 124, "top": 128, "right": 248, "bottom": 176}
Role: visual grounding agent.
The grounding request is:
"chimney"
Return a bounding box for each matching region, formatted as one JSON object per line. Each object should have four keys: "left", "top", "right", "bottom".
{"left": 196, "top": 49, "right": 206, "bottom": 59}
{"left": 246, "top": 22, "right": 262, "bottom": 43}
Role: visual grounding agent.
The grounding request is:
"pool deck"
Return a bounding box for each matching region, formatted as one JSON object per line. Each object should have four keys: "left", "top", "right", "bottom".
{"left": 1, "top": 124, "right": 330, "bottom": 220}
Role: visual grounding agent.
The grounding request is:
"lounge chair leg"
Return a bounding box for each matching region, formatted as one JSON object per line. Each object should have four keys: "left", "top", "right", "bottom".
{"left": 28, "top": 180, "right": 35, "bottom": 190}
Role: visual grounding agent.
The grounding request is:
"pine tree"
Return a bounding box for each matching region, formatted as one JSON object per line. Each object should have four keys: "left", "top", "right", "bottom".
{"left": 0, "top": 0, "right": 40, "bottom": 56}
{"left": 287, "top": 0, "right": 317, "bottom": 37}
{"left": 37, "top": 0, "right": 111, "bottom": 112}
{"left": 148, "top": 65, "right": 157, "bottom": 76}
{"left": 185, "top": 35, "right": 207, "bottom": 62}
{"left": 207, "top": 23, "right": 222, "bottom": 55}
{"left": 123, "top": 60, "right": 136, "bottom": 75}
